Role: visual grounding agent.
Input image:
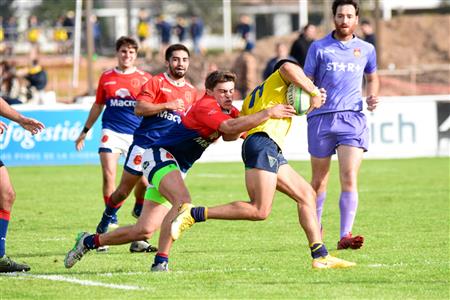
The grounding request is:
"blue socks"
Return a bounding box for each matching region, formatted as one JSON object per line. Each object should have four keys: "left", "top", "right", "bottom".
{"left": 310, "top": 243, "right": 329, "bottom": 259}
{"left": 190, "top": 207, "right": 206, "bottom": 222}
{"left": 0, "top": 210, "right": 10, "bottom": 257}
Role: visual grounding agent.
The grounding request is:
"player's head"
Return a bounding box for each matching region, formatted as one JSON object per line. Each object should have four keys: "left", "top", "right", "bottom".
{"left": 205, "top": 70, "right": 236, "bottom": 111}
{"left": 272, "top": 59, "right": 300, "bottom": 75}
{"left": 332, "top": 0, "right": 359, "bottom": 38}
{"left": 165, "top": 44, "right": 190, "bottom": 80}
{"left": 115, "top": 36, "right": 138, "bottom": 70}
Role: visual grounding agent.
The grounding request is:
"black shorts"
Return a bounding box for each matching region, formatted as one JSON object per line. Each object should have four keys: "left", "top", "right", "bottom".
{"left": 0, "top": 160, "right": 4, "bottom": 167}
{"left": 241, "top": 132, "right": 287, "bottom": 174}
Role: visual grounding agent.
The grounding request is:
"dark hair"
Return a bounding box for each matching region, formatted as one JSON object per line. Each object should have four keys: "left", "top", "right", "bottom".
{"left": 272, "top": 59, "right": 299, "bottom": 74}
{"left": 360, "top": 19, "right": 371, "bottom": 25}
{"left": 332, "top": 0, "right": 359, "bottom": 16}
{"left": 116, "top": 36, "right": 139, "bottom": 52}
{"left": 165, "top": 43, "right": 190, "bottom": 61}
{"left": 205, "top": 70, "right": 236, "bottom": 90}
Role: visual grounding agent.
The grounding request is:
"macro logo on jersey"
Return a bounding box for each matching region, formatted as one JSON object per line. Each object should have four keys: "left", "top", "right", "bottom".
{"left": 156, "top": 110, "right": 182, "bottom": 124}
{"left": 109, "top": 88, "right": 136, "bottom": 107}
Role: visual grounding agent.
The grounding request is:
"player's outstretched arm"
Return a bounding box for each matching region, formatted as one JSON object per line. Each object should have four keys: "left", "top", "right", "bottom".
{"left": 0, "top": 97, "right": 44, "bottom": 135}
{"left": 220, "top": 104, "right": 296, "bottom": 141}
{"left": 134, "top": 99, "right": 184, "bottom": 117}
{"left": 75, "top": 103, "right": 104, "bottom": 151}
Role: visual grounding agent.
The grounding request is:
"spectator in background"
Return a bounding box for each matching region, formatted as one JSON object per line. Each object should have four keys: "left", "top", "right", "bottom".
{"left": 360, "top": 19, "right": 376, "bottom": 48}
{"left": 174, "top": 17, "right": 187, "bottom": 43}
{"left": 63, "top": 11, "right": 75, "bottom": 41}
{"left": 91, "top": 15, "right": 102, "bottom": 57}
{"left": 190, "top": 15, "right": 204, "bottom": 55}
{"left": 263, "top": 42, "right": 297, "bottom": 80}
{"left": 27, "top": 15, "right": 40, "bottom": 59}
{"left": 54, "top": 16, "right": 69, "bottom": 55}
{"left": 156, "top": 15, "right": 172, "bottom": 58}
{"left": 290, "top": 24, "right": 317, "bottom": 67}
{"left": 235, "top": 14, "right": 252, "bottom": 47}
{"left": 232, "top": 42, "right": 257, "bottom": 99}
{"left": 137, "top": 9, "right": 151, "bottom": 43}
{"left": 24, "top": 59, "right": 47, "bottom": 104}
{"left": 3, "top": 17, "right": 18, "bottom": 56}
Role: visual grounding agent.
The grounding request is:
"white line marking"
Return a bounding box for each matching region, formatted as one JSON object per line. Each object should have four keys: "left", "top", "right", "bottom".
{"left": 1, "top": 273, "right": 145, "bottom": 290}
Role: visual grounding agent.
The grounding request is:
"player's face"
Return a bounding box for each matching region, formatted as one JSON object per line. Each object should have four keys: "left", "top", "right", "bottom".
{"left": 333, "top": 4, "right": 358, "bottom": 40}
{"left": 167, "top": 50, "right": 190, "bottom": 79}
{"left": 209, "top": 81, "right": 235, "bottom": 111}
{"left": 117, "top": 45, "right": 137, "bottom": 70}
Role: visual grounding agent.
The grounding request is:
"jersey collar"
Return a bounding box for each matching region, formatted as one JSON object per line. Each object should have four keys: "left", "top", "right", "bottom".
{"left": 164, "top": 72, "right": 186, "bottom": 87}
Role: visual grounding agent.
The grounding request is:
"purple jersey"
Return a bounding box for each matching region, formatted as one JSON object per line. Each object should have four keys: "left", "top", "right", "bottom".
{"left": 304, "top": 32, "right": 377, "bottom": 118}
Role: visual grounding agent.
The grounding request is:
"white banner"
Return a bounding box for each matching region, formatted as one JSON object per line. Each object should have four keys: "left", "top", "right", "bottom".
{"left": 199, "top": 95, "right": 450, "bottom": 162}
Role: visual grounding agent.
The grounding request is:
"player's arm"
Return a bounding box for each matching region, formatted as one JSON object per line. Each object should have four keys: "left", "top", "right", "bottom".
{"left": 75, "top": 103, "right": 104, "bottom": 151}
{"left": 365, "top": 72, "right": 379, "bottom": 112}
{"left": 0, "top": 97, "right": 44, "bottom": 135}
{"left": 135, "top": 98, "right": 184, "bottom": 117}
{"left": 278, "top": 62, "right": 326, "bottom": 113}
{"left": 220, "top": 104, "right": 296, "bottom": 141}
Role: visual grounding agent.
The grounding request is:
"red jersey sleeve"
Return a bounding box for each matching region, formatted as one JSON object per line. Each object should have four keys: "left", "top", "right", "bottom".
{"left": 137, "top": 76, "right": 160, "bottom": 103}
{"left": 194, "top": 100, "right": 234, "bottom": 132}
{"left": 94, "top": 73, "right": 106, "bottom": 104}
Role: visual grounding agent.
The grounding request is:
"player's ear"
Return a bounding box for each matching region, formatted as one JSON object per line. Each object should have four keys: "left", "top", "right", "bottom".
{"left": 206, "top": 89, "right": 214, "bottom": 96}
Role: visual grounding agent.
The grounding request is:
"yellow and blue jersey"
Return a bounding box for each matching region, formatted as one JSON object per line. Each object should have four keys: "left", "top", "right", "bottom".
{"left": 241, "top": 70, "right": 291, "bottom": 149}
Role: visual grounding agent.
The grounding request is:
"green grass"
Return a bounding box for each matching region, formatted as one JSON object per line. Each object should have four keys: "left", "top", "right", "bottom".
{"left": 0, "top": 158, "right": 448, "bottom": 299}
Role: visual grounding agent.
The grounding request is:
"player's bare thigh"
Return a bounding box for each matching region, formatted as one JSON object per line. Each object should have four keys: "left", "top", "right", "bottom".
{"left": 134, "top": 200, "right": 169, "bottom": 234}
{"left": 0, "top": 166, "right": 15, "bottom": 209}
{"left": 276, "top": 164, "right": 316, "bottom": 205}
{"left": 245, "top": 168, "right": 277, "bottom": 218}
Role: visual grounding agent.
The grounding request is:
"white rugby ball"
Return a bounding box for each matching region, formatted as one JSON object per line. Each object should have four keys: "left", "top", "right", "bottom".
{"left": 286, "top": 83, "right": 310, "bottom": 116}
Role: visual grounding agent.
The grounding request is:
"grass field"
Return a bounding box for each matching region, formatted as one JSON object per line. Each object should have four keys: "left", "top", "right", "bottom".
{"left": 0, "top": 158, "right": 448, "bottom": 299}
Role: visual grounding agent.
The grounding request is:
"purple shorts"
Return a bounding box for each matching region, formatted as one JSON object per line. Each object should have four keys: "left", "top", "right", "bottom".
{"left": 307, "top": 111, "right": 369, "bottom": 158}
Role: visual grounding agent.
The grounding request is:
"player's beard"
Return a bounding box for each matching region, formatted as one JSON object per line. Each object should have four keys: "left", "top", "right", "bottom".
{"left": 169, "top": 65, "right": 186, "bottom": 79}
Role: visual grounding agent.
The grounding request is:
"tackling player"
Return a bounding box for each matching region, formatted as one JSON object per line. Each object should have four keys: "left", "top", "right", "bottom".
{"left": 64, "top": 70, "right": 295, "bottom": 270}
{"left": 75, "top": 36, "right": 151, "bottom": 230}
{"left": 171, "top": 60, "right": 357, "bottom": 269}
{"left": 304, "top": 0, "right": 379, "bottom": 249}
{"left": 0, "top": 97, "right": 44, "bottom": 272}
{"left": 90, "top": 44, "right": 197, "bottom": 252}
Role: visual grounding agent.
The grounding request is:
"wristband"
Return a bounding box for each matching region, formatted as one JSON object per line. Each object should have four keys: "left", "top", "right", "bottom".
{"left": 310, "top": 87, "right": 320, "bottom": 97}
{"left": 82, "top": 126, "right": 90, "bottom": 134}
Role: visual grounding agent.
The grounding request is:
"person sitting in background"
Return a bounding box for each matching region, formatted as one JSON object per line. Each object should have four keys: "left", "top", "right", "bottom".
{"left": 0, "top": 60, "right": 21, "bottom": 105}
{"left": 24, "top": 59, "right": 47, "bottom": 104}
{"left": 263, "top": 42, "right": 297, "bottom": 80}
{"left": 290, "top": 24, "right": 317, "bottom": 67}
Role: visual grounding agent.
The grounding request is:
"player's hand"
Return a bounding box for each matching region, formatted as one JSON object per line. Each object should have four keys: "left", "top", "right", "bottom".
{"left": 75, "top": 133, "right": 86, "bottom": 151}
{"left": 366, "top": 95, "right": 379, "bottom": 112}
{"left": 307, "top": 88, "right": 327, "bottom": 114}
{"left": 0, "top": 120, "right": 7, "bottom": 135}
{"left": 18, "top": 116, "right": 45, "bottom": 135}
{"left": 267, "top": 104, "right": 296, "bottom": 119}
{"left": 166, "top": 99, "right": 185, "bottom": 111}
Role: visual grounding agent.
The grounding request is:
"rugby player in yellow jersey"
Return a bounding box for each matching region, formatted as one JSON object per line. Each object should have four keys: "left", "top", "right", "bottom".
{"left": 171, "top": 60, "right": 356, "bottom": 269}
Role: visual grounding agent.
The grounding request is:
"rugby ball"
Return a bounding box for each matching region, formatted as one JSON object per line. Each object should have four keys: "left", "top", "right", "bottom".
{"left": 286, "top": 84, "right": 310, "bottom": 116}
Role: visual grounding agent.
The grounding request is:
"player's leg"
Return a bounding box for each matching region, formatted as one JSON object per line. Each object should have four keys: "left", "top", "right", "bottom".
{"left": 0, "top": 164, "right": 30, "bottom": 272}
{"left": 96, "top": 169, "right": 141, "bottom": 234}
{"left": 307, "top": 114, "right": 336, "bottom": 230}
{"left": 335, "top": 111, "right": 368, "bottom": 249}
{"left": 152, "top": 167, "right": 192, "bottom": 271}
{"left": 64, "top": 200, "right": 168, "bottom": 269}
{"left": 99, "top": 151, "right": 120, "bottom": 228}
{"left": 131, "top": 176, "right": 148, "bottom": 219}
{"left": 310, "top": 156, "right": 331, "bottom": 227}
{"left": 276, "top": 163, "right": 355, "bottom": 269}
{"left": 336, "top": 144, "right": 364, "bottom": 249}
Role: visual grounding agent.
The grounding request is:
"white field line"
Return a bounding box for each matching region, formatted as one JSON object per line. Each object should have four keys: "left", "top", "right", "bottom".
{"left": 1, "top": 273, "right": 145, "bottom": 291}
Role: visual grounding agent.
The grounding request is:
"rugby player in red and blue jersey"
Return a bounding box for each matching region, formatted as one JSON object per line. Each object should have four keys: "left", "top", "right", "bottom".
{"left": 75, "top": 37, "right": 151, "bottom": 230}
{"left": 64, "top": 70, "right": 295, "bottom": 269}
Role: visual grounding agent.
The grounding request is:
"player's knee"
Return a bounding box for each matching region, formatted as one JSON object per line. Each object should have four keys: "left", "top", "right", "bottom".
{"left": 133, "top": 225, "right": 155, "bottom": 240}
{"left": 114, "top": 186, "right": 132, "bottom": 201}
{"left": 252, "top": 207, "right": 271, "bottom": 221}
{"left": 1, "top": 186, "right": 16, "bottom": 206}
